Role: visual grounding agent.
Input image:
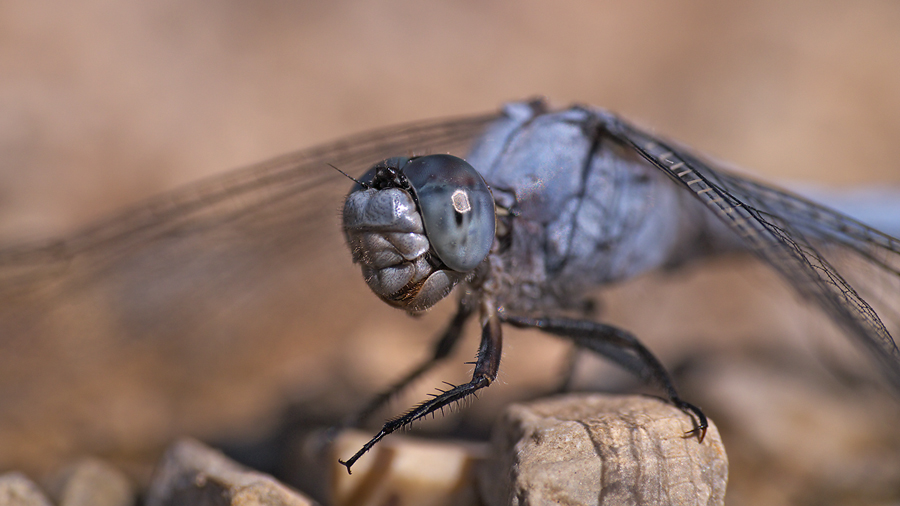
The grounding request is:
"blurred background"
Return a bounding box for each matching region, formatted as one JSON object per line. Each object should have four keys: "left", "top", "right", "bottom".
{"left": 1, "top": 1, "right": 899, "bottom": 505}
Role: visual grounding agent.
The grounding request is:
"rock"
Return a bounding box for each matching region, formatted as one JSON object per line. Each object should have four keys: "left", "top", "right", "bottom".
{"left": 46, "top": 458, "right": 134, "bottom": 506}
{"left": 145, "top": 438, "right": 318, "bottom": 506}
{"left": 0, "top": 473, "right": 52, "bottom": 506}
{"left": 479, "top": 394, "right": 728, "bottom": 506}
{"left": 329, "top": 430, "right": 486, "bottom": 506}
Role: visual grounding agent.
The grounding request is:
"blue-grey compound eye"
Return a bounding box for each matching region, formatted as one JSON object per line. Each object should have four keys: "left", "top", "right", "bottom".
{"left": 402, "top": 154, "right": 496, "bottom": 272}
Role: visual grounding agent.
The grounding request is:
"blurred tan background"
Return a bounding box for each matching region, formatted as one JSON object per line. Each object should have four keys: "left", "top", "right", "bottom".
{"left": 1, "top": 2, "right": 900, "bottom": 505}
{"left": 3, "top": 1, "right": 899, "bottom": 240}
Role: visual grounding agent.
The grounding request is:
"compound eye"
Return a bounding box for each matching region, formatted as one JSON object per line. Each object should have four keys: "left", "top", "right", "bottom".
{"left": 403, "top": 154, "right": 496, "bottom": 272}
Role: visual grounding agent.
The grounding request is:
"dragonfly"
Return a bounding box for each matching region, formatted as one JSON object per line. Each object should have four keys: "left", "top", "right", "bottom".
{"left": 0, "top": 99, "right": 898, "bottom": 473}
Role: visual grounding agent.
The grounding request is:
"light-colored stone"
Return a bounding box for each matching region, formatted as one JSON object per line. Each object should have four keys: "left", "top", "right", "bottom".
{"left": 330, "top": 430, "right": 486, "bottom": 506}
{"left": 46, "top": 458, "right": 134, "bottom": 506}
{"left": 145, "top": 438, "right": 318, "bottom": 506}
{"left": 479, "top": 394, "right": 728, "bottom": 506}
{"left": 0, "top": 473, "right": 52, "bottom": 506}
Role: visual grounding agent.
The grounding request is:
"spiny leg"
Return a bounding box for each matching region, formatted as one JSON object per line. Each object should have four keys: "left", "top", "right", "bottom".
{"left": 501, "top": 315, "right": 707, "bottom": 441}
{"left": 343, "top": 299, "right": 474, "bottom": 427}
{"left": 339, "top": 303, "right": 502, "bottom": 473}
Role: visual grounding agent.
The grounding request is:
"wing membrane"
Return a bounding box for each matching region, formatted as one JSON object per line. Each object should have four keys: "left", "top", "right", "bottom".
{"left": 0, "top": 111, "right": 500, "bottom": 301}
{"left": 0, "top": 110, "right": 500, "bottom": 462}
{"left": 609, "top": 117, "right": 900, "bottom": 390}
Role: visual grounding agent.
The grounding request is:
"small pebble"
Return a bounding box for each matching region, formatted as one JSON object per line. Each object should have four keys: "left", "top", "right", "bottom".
{"left": 330, "top": 430, "right": 486, "bottom": 506}
{"left": 46, "top": 458, "right": 134, "bottom": 506}
{"left": 0, "top": 473, "right": 52, "bottom": 506}
{"left": 145, "top": 438, "right": 318, "bottom": 506}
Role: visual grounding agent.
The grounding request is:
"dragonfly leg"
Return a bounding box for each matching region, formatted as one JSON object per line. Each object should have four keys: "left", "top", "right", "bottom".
{"left": 343, "top": 299, "right": 474, "bottom": 427}
{"left": 501, "top": 315, "right": 707, "bottom": 442}
{"left": 339, "top": 303, "right": 502, "bottom": 473}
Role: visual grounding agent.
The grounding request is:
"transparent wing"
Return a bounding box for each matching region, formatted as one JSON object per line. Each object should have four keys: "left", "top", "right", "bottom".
{"left": 608, "top": 117, "right": 900, "bottom": 391}
{"left": 0, "top": 110, "right": 499, "bottom": 468}
{"left": 0, "top": 111, "right": 500, "bottom": 303}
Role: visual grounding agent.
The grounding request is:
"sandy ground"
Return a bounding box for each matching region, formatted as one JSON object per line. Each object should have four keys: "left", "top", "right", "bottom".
{"left": 1, "top": 2, "right": 900, "bottom": 505}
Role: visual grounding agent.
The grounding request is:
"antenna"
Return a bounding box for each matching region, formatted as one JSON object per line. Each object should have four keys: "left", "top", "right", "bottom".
{"left": 328, "top": 163, "right": 370, "bottom": 189}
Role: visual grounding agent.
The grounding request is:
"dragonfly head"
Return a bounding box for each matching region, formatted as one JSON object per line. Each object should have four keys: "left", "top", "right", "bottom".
{"left": 342, "top": 155, "right": 496, "bottom": 311}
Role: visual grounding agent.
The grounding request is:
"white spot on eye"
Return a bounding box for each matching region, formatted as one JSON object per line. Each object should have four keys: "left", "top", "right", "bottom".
{"left": 451, "top": 189, "right": 471, "bottom": 213}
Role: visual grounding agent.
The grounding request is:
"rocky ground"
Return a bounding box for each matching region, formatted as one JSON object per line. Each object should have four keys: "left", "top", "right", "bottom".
{"left": 0, "top": 395, "right": 728, "bottom": 506}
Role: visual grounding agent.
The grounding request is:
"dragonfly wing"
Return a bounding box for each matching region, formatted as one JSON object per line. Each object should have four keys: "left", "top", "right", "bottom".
{"left": 0, "top": 111, "right": 500, "bottom": 304}
{"left": 608, "top": 116, "right": 900, "bottom": 391}
{"left": 0, "top": 110, "right": 500, "bottom": 470}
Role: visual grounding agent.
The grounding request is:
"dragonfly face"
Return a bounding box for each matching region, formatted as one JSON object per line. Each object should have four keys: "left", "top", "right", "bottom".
{"left": 342, "top": 154, "right": 495, "bottom": 312}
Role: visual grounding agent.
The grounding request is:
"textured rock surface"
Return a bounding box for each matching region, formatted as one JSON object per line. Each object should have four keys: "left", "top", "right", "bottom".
{"left": 329, "top": 430, "right": 485, "bottom": 506}
{"left": 145, "top": 439, "right": 317, "bottom": 506}
{"left": 479, "top": 394, "right": 727, "bottom": 506}
{"left": 0, "top": 473, "right": 52, "bottom": 506}
{"left": 46, "top": 458, "right": 134, "bottom": 506}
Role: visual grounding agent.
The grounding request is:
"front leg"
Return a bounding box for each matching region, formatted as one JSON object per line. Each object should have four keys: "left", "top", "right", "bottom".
{"left": 343, "top": 298, "right": 475, "bottom": 427}
{"left": 339, "top": 301, "right": 502, "bottom": 473}
{"left": 501, "top": 315, "right": 707, "bottom": 441}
